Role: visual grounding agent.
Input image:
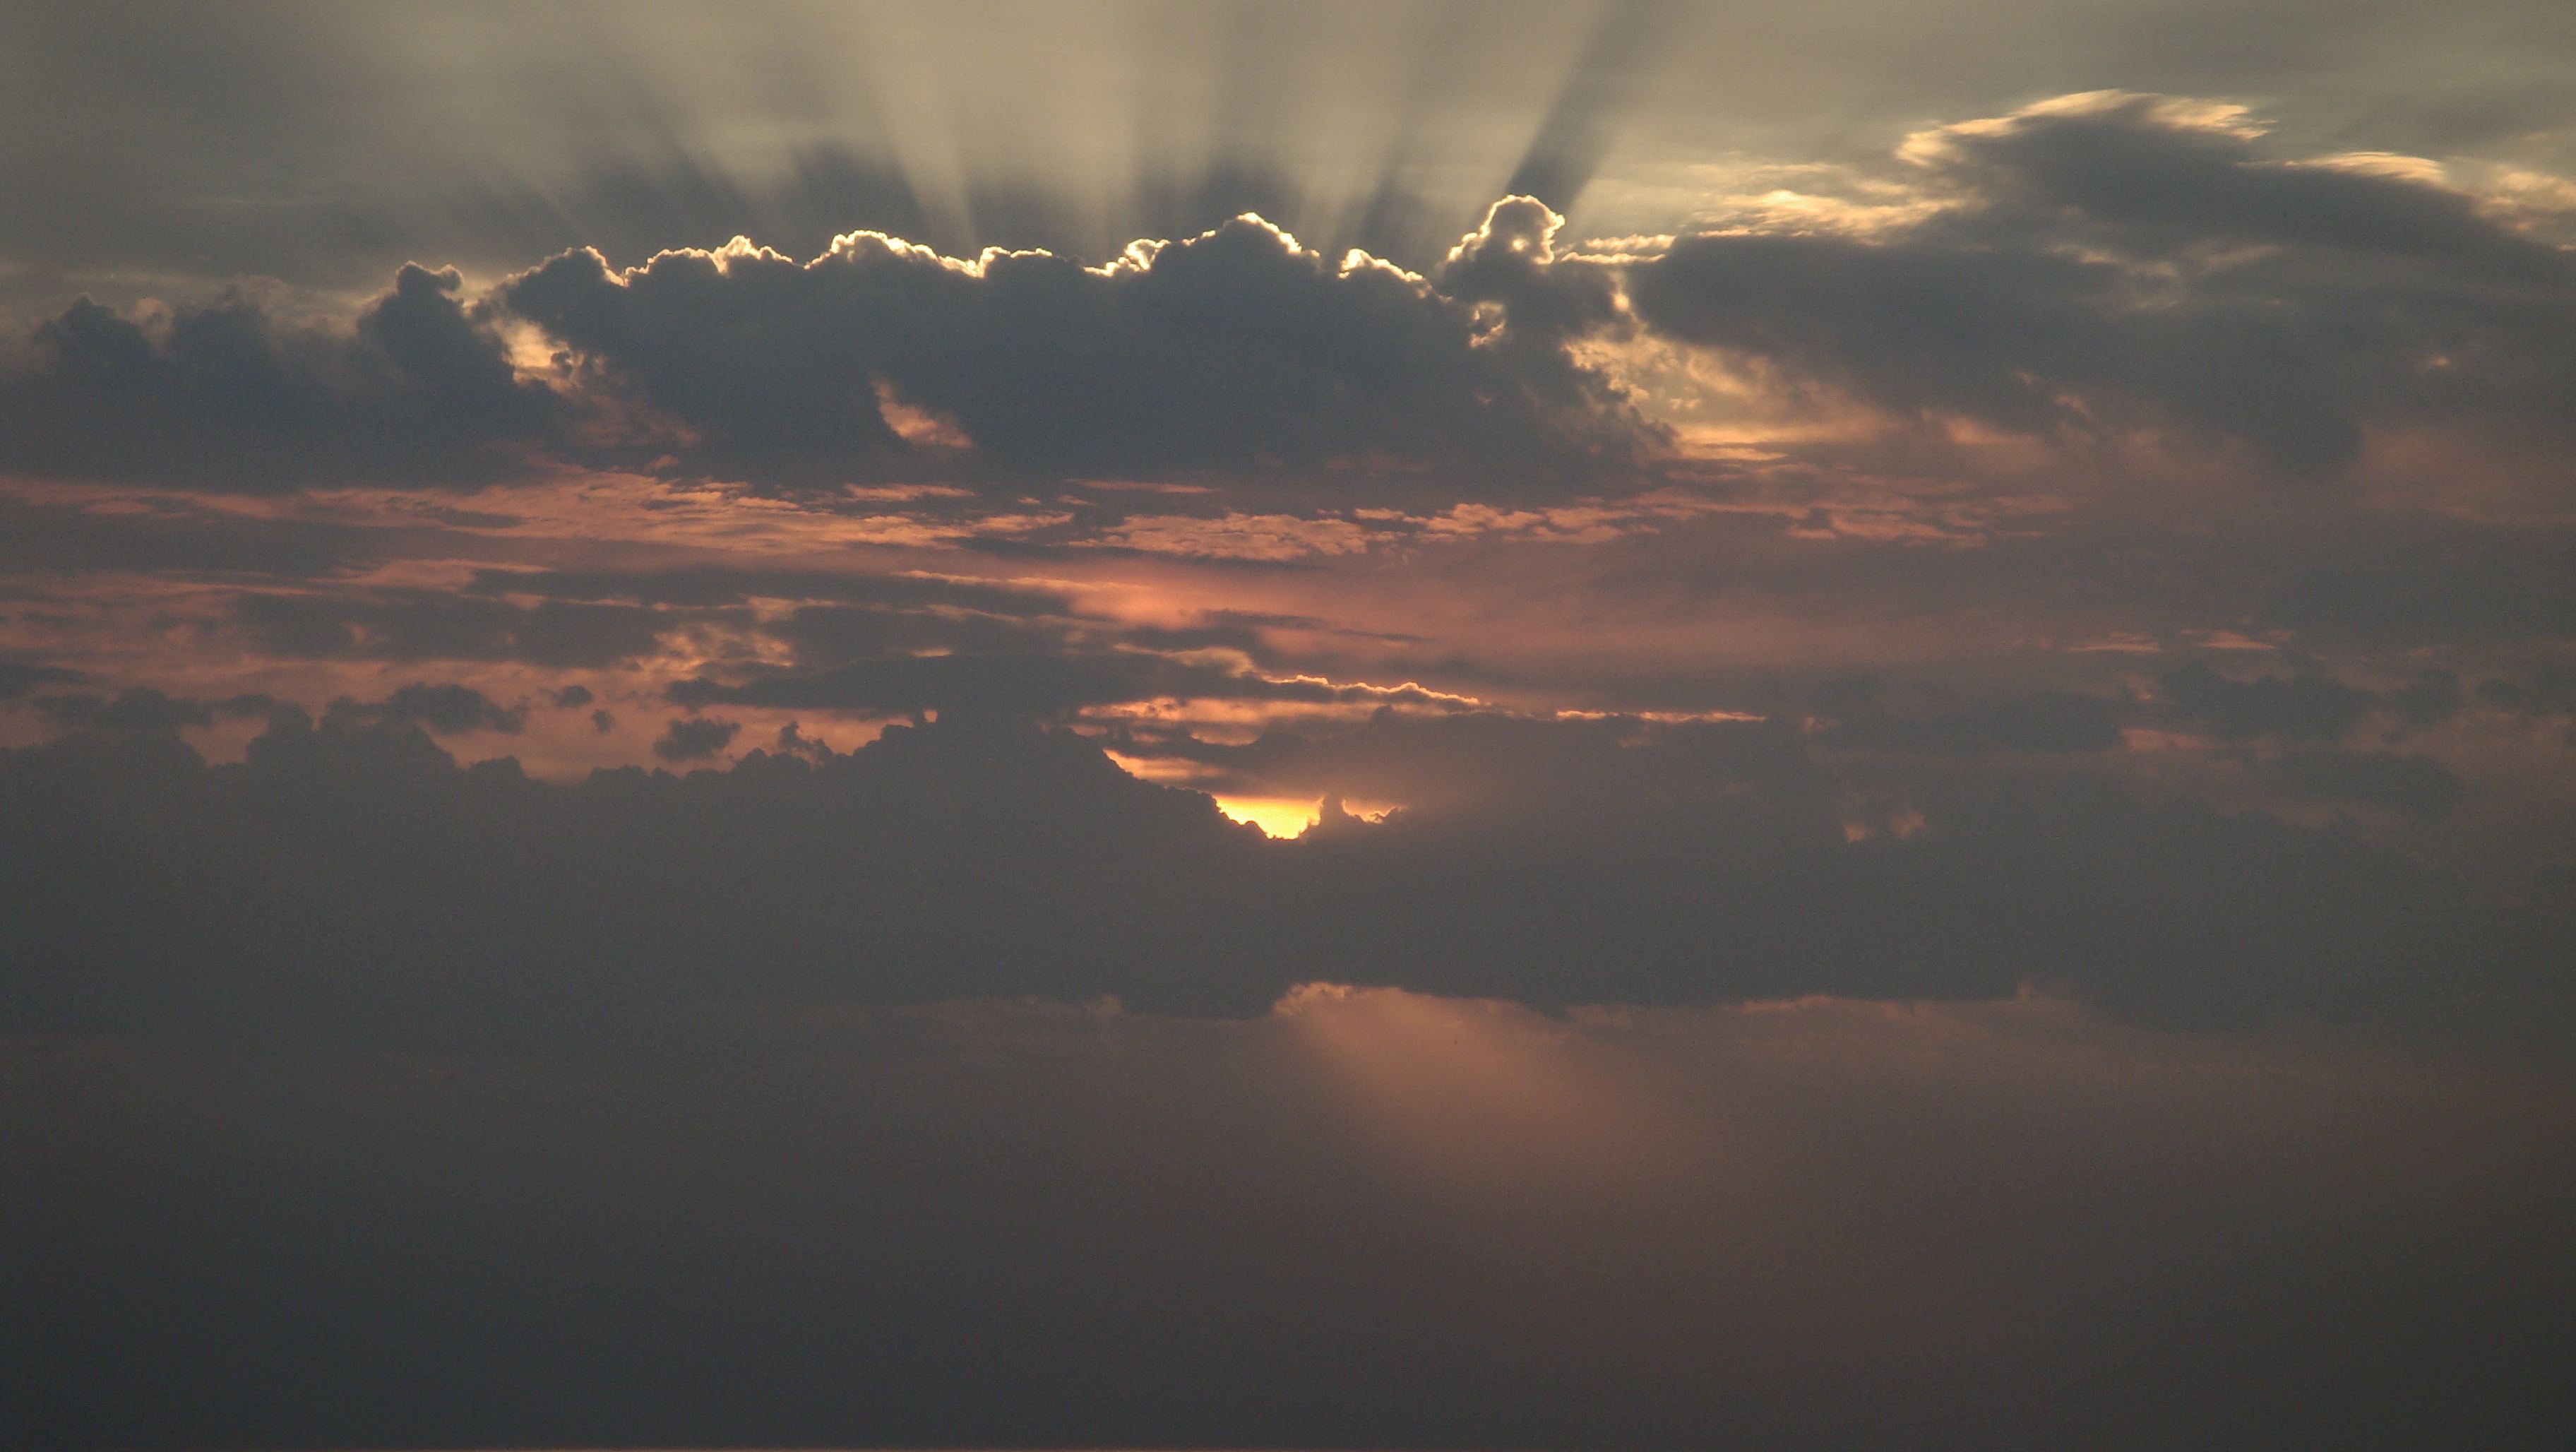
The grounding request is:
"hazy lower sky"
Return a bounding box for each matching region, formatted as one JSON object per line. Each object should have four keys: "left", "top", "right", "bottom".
{"left": 4, "top": 3, "right": 2573, "bottom": 1448}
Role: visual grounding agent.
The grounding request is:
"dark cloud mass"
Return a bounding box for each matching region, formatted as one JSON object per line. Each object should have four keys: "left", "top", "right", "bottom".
{"left": 0, "top": 266, "right": 556, "bottom": 491}
{"left": 1627, "top": 93, "right": 2576, "bottom": 475}
{"left": 498, "top": 208, "right": 1647, "bottom": 489}
{"left": 233, "top": 590, "right": 669, "bottom": 667}
{"left": 4, "top": 707, "right": 2560, "bottom": 1034}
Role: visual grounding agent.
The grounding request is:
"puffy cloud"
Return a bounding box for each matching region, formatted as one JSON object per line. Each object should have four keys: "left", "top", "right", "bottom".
{"left": 6, "top": 92, "right": 2566, "bottom": 500}
{"left": 343, "top": 682, "right": 527, "bottom": 736}
{"left": 652, "top": 715, "right": 740, "bottom": 762}
{"left": 496, "top": 213, "right": 1648, "bottom": 489}
{"left": 0, "top": 266, "right": 559, "bottom": 490}
{"left": 1627, "top": 92, "right": 2576, "bottom": 476}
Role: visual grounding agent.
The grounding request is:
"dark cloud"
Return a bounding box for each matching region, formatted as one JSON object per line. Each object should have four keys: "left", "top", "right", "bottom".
{"left": 548, "top": 684, "right": 595, "bottom": 708}
{"left": 2479, "top": 664, "right": 2576, "bottom": 716}
{"left": 652, "top": 715, "right": 740, "bottom": 762}
{"left": 496, "top": 212, "right": 1647, "bottom": 489}
{"left": 30, "top": 686, "right": 212, "bottom": 735}
{"left": 340, "top": 682, "right": 527, "bottom": 736}
{"left": 2262, "top": 540, "right": 2576, "bottom": 645}
{"left": 2270, "top": 746, "right": 2469, "bottom": 821}
{"left": 2161, "top": 658, "right": 2375, "bottom": 742}
{"left": 234, "top": 590, "right": 667, "bottom": 667}
{"left": 6, "top": 707, "right": 2557, "bottom": 1040}
{"left": 1811, "top": 677, "right": 2128, "bottom": 755}
{"left": 0, "top": 492, "right": 369, "bottom": 581}
{"left": 2388, "top": 667, "right": 2467, "bottom": 727}
{"left": 1627, "top": 93, "right": 2576, "bottom": 475}
{"left": 0, "top": 266, "right": 559, "bottom": 491}
{"left": 0, "top": 657, "right": 83, "bottom": 701}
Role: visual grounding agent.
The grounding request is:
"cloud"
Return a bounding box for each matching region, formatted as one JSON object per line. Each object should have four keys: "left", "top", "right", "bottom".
{"left": 1627, "top": 92, "right": 2576, "bottom": 476}
{"left": 470, "top": 565, "right": 1071, "bottom": 616}
{"left": 670, "top": 650, "right": 1465, "bottom": 722}
{"left": 2270, "top": 746, "right": 2469, "bottom": 821}
{"left": 4, "top": 706, "right": 2558, "bottom": 1037}
{"left": 0, "top": 266, "right": 559, "bottom": 491}
{"left": 29, "top": 686, "right": 212, "bottom": 735}
{"left": 652, "top": 715, "right": 740, "bottom": 762}
{"left": 234, "top": 590, "right": 668, "bottom": 667}
{"left": 342, "top": 682, "right": 528, "bottom": 735}
{"left": 496, "top": 213, "right": 1649, "bottom": 489}
{"left": 7, "top": 91, "right": 2565, "bottom": 501}
{"left": 0, "top": 657, "right": 84, "bottom": 701}
{"left": 1809, "top": 677, "right": 2128, "bottom": 755}
{"left": 2161, "top": 659, "right": 2376, "bottom": 742}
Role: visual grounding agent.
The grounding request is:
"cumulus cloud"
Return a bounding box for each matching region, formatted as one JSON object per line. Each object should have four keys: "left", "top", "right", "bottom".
{"left": 651, "top": 714, "right": 740, "bottom": 762}
{"left": 1627, "top": 91, "right": 2576, "bottom": 476}
{"left": 497, "top": 213, "right": 1650, "bottom": 490}
{"left": 343, "top": 682, "right": 528, "bottom": 735}
{"left": 4, "top": 92, "right": 2566, "bottom": 499}
{"left": 0, "top": 266, "right": 559, "bottom": 490}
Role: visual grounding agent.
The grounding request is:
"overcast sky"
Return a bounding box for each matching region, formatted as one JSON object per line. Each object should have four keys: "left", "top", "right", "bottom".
{"left": 4, "top": 3, "right": 2575, "bottom": 1448}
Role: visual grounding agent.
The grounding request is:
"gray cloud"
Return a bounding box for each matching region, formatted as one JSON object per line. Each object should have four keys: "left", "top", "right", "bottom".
{"left": 497, "top": 210, "right": 1647, "bottom": 490}
{"left": 0, "top": 657, "right": 83, "bottom": 701}
{"left": 2270, "top": 746, "right": 2469, "bottom": 821}
{"left": 2161, "top": 659, "right": 2376, "bottom": 742}
{"left": 1628, "top": 93, "right": 2576, "bottom": 475}
{"left": 340, "top": 682, "right": 528, "bottom": 736}
{"left": 6, "top": 704, "right": 2557, "bottom": 1036}
{"left": 234, "top": 590, "right": 668, "bottom": 667}
{"left": 0, "top": 266, "right": 559, "bottom": 491}
{"left": 652, "top": 715, "right": 741, "bottom": 762}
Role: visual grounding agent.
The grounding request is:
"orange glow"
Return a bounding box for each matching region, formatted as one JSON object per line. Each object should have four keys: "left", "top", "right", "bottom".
{"left": 1212, "top": 795, "right": 1401, "bottom": 837}
{"left": 1213, "top": 796, "right": 1323, "bottom": 838}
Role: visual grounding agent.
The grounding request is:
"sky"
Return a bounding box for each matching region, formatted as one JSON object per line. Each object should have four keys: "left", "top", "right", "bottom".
{"left": 4, "top": 1, "right": 2575, "bottom": 1447}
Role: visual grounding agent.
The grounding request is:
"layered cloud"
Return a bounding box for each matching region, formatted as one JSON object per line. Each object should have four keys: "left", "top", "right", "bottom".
{"left": 6, "top": 703, "right": 2563, "bottom": 1035}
